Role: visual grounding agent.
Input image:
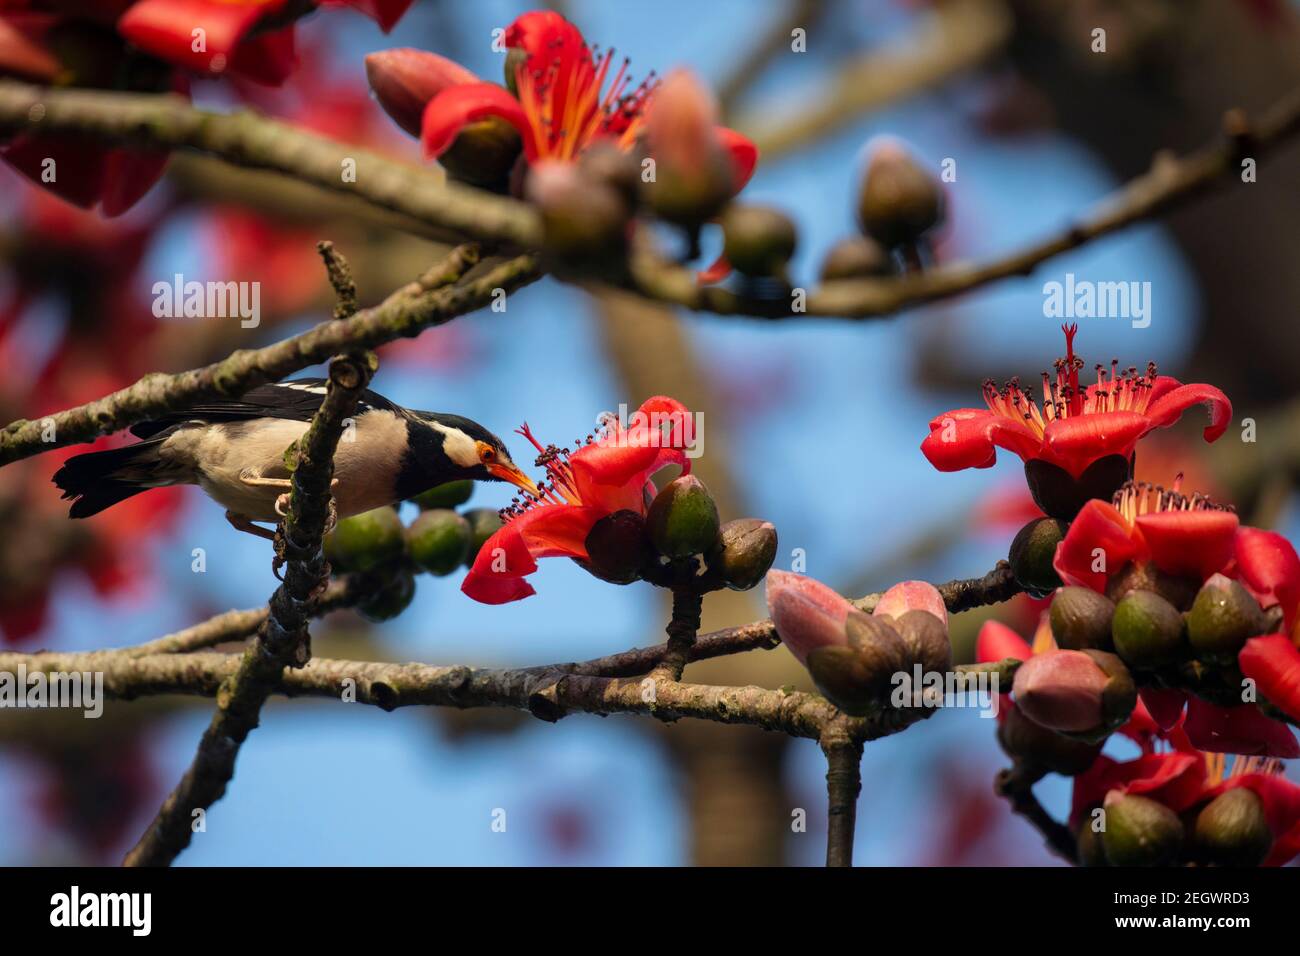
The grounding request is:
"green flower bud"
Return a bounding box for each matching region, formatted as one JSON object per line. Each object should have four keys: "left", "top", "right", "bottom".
{"left": 1050, "top": 586, "right": 1116, "bottom": 651}
{"left": 807, "top": 611, "right": 909, "bottom": 715}
{"left": 1076, "top": 821, "right": 1109, "bottom": 867}
{"left": 357, "top": 568, "right": 417, "bottom": 623}
{"left": 583, "top": 510, "right": 650, "bottom": 584}
{"left": 856, "top": 138, "right": 944, "bottom": 250}
{"left": 1105, "top": 561, "right": 1199, "bottom": 611}
{"left": 462, "top": 508, "right": 504, "bottom": 566}
{"left": 819, "top": 235, "right": 892, "bottom": 281}
{"left": 324, "top": 506, "right": 405, "bottom": 573}
{"left": 1083, "top": 649, "right": 1138, "bottom": 739}
{"left": 1101, "top": 794, "right": 1184, "bottom": 867}
{"left": 411, "top": 480, "right": 474, "bottom": 510}
{"left": 1187, "top": 573, "right": 1267, "bottom": 664}
{"left": 1023, "top": 454, "right": 1131, "bottom": 522}
{"left": 712, "top": 518, "right": 778, "bottom": 591}
{"left": 996, "top": 704, "right": 1102, "bottom": 775}
{"left": 439, "top": 116, "right": 523, "bottom": 190}
{"left": 1008, "top": 517, "right": 1067, "bottom": 597}
{"left": 1192, "top": 788, "right": 1273, "bottom": 867}
{"left": 1111, "top": 590, "right": 1186, "bottom": 670}
{"left": 720, "top": 204, "right": 797, "bottom": 279}
{"left": 646, "top": 475, "right": 721, "bottom": 559}
{"left": 406, "top": 509, "right": 472, "bottom": 576}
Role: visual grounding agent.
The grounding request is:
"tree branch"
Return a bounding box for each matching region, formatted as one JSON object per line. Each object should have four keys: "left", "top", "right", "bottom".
{"left": 994, "top": 763, "right": 1078, "bottom": 864}
{"left": 122, "top": 330, "right": 376, "bottom": 866}
{"left": 0, "top": 82, "right": 541, "bottom": 249}
{"left": 0, "top": 253, "right": 538, "bottom": 466}
{"left": 822, "top": 733, "right": 864, "bottom": 867}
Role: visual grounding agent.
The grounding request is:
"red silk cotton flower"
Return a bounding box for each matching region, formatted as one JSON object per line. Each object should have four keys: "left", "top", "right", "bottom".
{"left": 367, "top": 10, "right": 755, "bottom": 186}
{"left": 921, "top": 325, "right": 1231, "bottom": 519}
{"left": 462, "top": 397, "right": 694, "bottom": 605}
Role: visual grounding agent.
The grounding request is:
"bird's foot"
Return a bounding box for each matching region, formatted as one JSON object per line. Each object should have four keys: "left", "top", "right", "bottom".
{"left": 271, "top": 526, "right": 288, "bottom": 581}
{"left": 225, "top": 510, "right": 277, "bottom": 541}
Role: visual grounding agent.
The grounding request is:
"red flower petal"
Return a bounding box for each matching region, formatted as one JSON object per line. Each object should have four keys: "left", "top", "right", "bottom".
{"left": 1052, "top": 498, "right": 1146, "bottom": 593}
{"left": 0, "top": 16, "right": 60, "bottom": 81}
{"left": 1239, "top": 634, "right": 1300, "bottom": 722}
{"left": 99, "top": 148, "right": 172, "bottom": 217}
{"left": 715, "top": 125, "right": 757, "bottom": 194}
{"left": 1133, "top": 508, "right": 1238, "bottom": 581}
{"left": 975, "top": 620, "right": 1032, "bottom": 664}
{"left": 1234, "top": 527, "right": 1300, "bottom": 629}
{"left": 1144, "top": 381, "right": 1232, "bottom": 443}
{"left": 461, "top": 503, "right": 602, "bottom": 604}
{"left": 1121, "top": 752, "right": 1208, "bottom": 812}
{"left": 919, "top": 408, "right": 1043, "bottom": 472}
{"left": 421, "top": 81, "right": 536, "bottom": 161}
{"left": 318, "top": 0, "right": 414, "bottom": 31}
{"left": 1183, "top": 698, "right": 1300, "bottom": 758}
{"left": 1041, "top": 410, "right": 1151, "bottom": 478}
{"left": 1137, "top": 686, "right": 1188, "bottom": 731}
{"left": 570, "top": 396, "right": 692, "bottom": 514}
{"left": 119, "top": 0, "right": 289, "bottom": 78}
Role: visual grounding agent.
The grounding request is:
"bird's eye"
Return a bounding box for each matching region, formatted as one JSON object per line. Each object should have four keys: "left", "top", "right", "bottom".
{"left": 480, "top": 445, "right": 495, "bottom": 463}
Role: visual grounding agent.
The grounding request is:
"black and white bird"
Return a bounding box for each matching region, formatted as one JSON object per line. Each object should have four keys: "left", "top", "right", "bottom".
{"left": 52, "top": 379, "right": 539, "bottom": 540}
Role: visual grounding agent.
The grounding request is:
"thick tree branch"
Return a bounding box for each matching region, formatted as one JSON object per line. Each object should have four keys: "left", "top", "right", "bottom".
{"left": 122, "top": 338, "right": 376, "bottom": 866}
{"left": 0, "top": 82, "right": 541, "bottom": 249}
{"left": 0, "top": 253, "right": 538, "bottom": 466}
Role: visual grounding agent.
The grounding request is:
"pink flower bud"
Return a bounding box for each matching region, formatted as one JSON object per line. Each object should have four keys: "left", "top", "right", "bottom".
{"left": 1011, "top": 649, "right": 1108, "bottom": 732}
{"left": 365, "top": 48, "right": 479, "bottom": 137}
{"left": 873, "top": 580, "right": 948, "bottom": 628}
{"left": 765, "top": 569, "right": 853, "bottom": 665}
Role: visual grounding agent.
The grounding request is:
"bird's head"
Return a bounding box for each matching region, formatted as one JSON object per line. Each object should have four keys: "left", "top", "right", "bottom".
{"left": 416, "top": 412, "right": 538, "bottom": 496}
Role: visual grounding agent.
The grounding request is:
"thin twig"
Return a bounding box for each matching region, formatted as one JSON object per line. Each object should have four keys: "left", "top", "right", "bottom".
{"left": 123, "top": 287, "right": 377, "bottom": 866}
{"left": 994, "top": 763, "right": 1078, "bottom": 864}
{"left": 0, "top": 254, "right": 539, "bottom": 466}
{"left": 649, "top": 586, "right": 705, "bottom": 682}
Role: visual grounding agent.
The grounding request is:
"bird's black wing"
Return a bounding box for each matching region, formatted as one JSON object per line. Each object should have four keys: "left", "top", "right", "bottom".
{"left": 129, "top": 379, "right": 401, "bottom": 438}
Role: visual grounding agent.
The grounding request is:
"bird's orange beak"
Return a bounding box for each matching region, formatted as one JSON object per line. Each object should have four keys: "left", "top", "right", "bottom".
{"left": 488, "top": 460, "right": 539, "bottom": 497}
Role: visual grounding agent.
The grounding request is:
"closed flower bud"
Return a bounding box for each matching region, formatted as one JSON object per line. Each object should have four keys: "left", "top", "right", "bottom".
{"left": 357, "top": 568, "right": 417, "bottom": 623}
{"left": 526, "top": 161, "right": 630, "bottom": 268}
{"left": 720, "top": 204, "right": 797, "bottom": 279}
{"left": 806, "top": 611, "right": 910, "bottom": 715}
{"left": 713, "top": 518, "right": 777, "bottom": 591}
{"left": 579, "top": 144, "right": 643, "bottom": 209}
{"left": 643, "top": 69, "right": 735, "bottom": 228}
{"left": 1023, "top": 455, "right": 1132, "bottom": 523}
{"left": 894, "top": 609, "right": 952, "bottom": 675}
{"left": 1111, "top": 589, "right": 1185, "bottom": 669}
{"left": 998, "top": 703, "right": 1103, "bottom": 775}
{"left": 439, "top": 116, "right": 524, "bottom": 189}
{"left": 1009, "top": 517, "right": 1067, "bottom": 597}
{"left": 765, "top": 569, "right": 853, "bottom": 665}
{"left": 1104, "top": 560, "right": 1199, "bottom": 611}
{"left": 856, "top": 138, "right": 944, "bottom": 250}
{"left": 1076, "top": 822, "right": 1109, "bottom": 867}
{"left": 365, "top": 48, "right": 480, "bottom": 137}
{"left": 819, "top": 235, "right": 892, "bottom": 281}
{"left": 1050, "top": 586, "right": 1116, "bottom": 651}
{"left": 325, "top": 506, "right": 406, "bottom": 573}
{"left": 583, "top": 509, "right": 650, "bottom": 584}
{"left": 646, "top": 474, "right": 721, "bottom": 559}
{"left": 411, "top": 479, "right": 474, "bottom": 510}
{"left": 462, "top": 508, "right": 504, "bottom": 566}
{"left": 1012, "top": 649, "right": 1109, "bottom": 733}
{"left": 406, "top": 509, "right": 472, "bottom": 576}
{"left": 1101, "top": 793, "right": 1184, "bottom": 867}
{"left": 873, "top": 580, "right": 948, "bottom": 628}
{"left": 1187, "top": 573, "right": 1267, "bottom": 664}
{"left": 1084, "top": 649, "right": 1138, "bottom": 737}
{"left": 1192, "top": 788, "right": 1273, "bottom": 867}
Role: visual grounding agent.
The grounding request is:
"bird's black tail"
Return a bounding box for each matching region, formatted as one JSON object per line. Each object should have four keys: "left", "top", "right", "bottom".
{"left": 52, "top": 440, "right": 169, "bottom": 518}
